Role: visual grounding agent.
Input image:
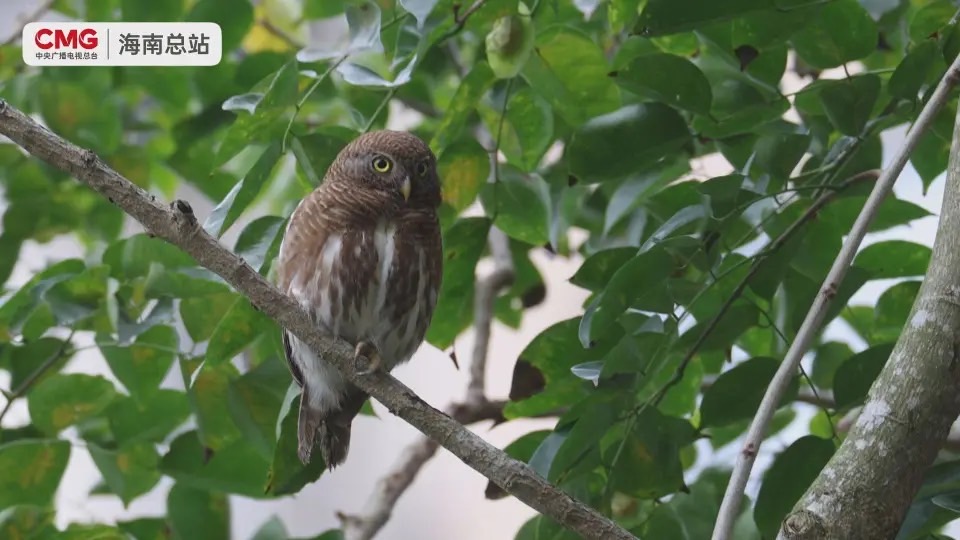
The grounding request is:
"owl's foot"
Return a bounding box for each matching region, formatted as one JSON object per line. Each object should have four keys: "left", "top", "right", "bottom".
{"left": 354, "top": 341, "right": 382, "bottom": 375}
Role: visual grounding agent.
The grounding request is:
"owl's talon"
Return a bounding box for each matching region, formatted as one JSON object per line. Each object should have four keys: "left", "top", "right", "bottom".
{"left": 354, "top": 341, "right": 381, "bottom": 375}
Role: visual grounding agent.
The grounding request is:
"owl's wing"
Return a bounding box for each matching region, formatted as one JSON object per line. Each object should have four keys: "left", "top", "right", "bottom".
{"left": 281, "top": 331, "right": 304, "bottom": 387}
{"left": 276, "top": 191, "right": 331, "bottom": 389}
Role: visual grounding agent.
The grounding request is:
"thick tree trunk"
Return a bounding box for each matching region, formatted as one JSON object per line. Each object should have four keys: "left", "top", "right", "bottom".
{"left": 779, "top": 109, "right": 960, "bottom": 538}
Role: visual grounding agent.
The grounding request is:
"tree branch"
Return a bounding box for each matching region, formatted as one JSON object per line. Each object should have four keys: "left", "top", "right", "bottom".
{"left": 338, "top": 227, "right": 515, "bottom": 540}
{"left": 468, "top": 228, "right": 514, "bottom": 405}
{"left": 0, "top": 101, "right": 632, "bottom": 540}
{"left": 777, "top": 87, "right": 960, "bottom": 540}
{"left": 712, "top": 54, "right": 960, "bottom": 540}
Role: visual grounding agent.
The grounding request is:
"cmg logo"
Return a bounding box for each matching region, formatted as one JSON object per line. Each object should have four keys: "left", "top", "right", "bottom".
{"left": 34, "top": 28, "right": 99, "bottom": 50}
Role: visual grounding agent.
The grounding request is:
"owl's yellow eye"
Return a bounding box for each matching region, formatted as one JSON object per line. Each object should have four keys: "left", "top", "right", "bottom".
{"left": 372, "top": 156, "right": 392, "bottom": 173}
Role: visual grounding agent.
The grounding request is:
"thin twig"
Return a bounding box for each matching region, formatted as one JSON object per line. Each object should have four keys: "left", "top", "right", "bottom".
{"left": 652, "top": 169, "right": 880, "bottom": 407}
{"left": 468, "top": 229, "right": 514, "bottom": 404}
{"left": 363, "top": 88, "right": 398, "bottom": 133}
{"left": 258, "top": 18, "right": 304, "bottom": 49}
{"left": 281, "top": 56, "right": 348, "bottom": 153}
{"left": 0, "top": 100, "right": 632, "bottom": 540}
{"left": 711, "top": 53, "right": 960, "bottom": 540}
{"left": 435, "top": 0, "right": 487, "bottom": 44}
{"left": 0, "top": 331, "right": 75, "bottom": 426}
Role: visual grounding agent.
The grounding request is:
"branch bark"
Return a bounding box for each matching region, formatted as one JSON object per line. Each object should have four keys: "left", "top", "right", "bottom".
{"left": 0, "top": 100, "right": 635, "bottom": 540}
{"left": 777, "top": 96, "right": 960, "bottom": 539}
{"left": 338, "top": 227, "right": 515, "bottom": 540}
{"left": 712, "top": 53, "right": 960, "bottom": 540}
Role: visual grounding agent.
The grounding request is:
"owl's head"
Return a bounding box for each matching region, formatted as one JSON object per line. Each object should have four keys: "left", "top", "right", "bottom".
{"left": 326, "top": 130, "right": 441, "bottom": 209}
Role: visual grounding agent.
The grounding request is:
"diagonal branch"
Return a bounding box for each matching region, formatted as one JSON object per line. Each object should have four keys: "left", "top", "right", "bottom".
{"left": 338, "top": 227, "right": 515, "bottom": 540}
{"left": 0, "top": 100, "right": 633, "bottom": 540}
{"left": 778, "top": 86, "right": 960, "bottom": 540}
{"left": 712, "top": 54, "right": 960, "bottom": 540}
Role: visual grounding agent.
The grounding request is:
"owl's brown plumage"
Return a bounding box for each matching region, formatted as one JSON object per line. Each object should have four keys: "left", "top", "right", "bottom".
{"left": 275, "top": 130, "right": 443, "bottom": 468}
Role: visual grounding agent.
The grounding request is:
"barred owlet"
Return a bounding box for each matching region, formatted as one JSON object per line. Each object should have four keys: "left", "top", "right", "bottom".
{"left": 275, "top": 130, "right": 443, "bottom": 468}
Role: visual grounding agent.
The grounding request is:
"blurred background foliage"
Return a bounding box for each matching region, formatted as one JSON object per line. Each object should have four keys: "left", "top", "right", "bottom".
{"left": 1, "top": 0, "right": 959, "bottom": 538}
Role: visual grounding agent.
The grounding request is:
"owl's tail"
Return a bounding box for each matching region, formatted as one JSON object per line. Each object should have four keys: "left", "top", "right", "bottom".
{"left": 297, "top": 386, "right": 369, "bottom": 469}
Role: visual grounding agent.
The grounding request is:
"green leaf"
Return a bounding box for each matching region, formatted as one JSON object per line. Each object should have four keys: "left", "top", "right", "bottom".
{"left": 431, "top": 63, "right": 496, "bottom": 154}
{"left": 227, "top": 358, "right": 291, "bottom": 459}
{"left": 204, "top": 143, "right": 283, "bottom": 238}
{"left": 437, "top": 137, "right": 490, "bottom": 212}
{"left": 88, "top": 442, "right": 161, "bottom": 506}
{"left": 480, "top": 86, "right": 554, "bottom": 171}
{"left": 99, "top": 325, "right": 178, "bottom": 402}
{"left": 206, "top": 296, "right": 274, "bottom": 366}
{"left": 107, "top": 390, "right": 191, "bottom": 445}
{"left": 215, "top": 61, "right": 299, "bottom": 167}
{"left": 167, "top": 482, "right": 230, "bottom": 540}
{"left": 570, "top": 248, "right": 635, "bottom": 291}
{"left": 161, "top": 431, "right": 270, "bottom": 497}
{"left": 635, "top": 0, "right": 772, "bottom": 36}
{"left": 252, "top": 516, "right": 289, "bottom": 540}
{"left": 103, "top": 234, "right": 196, "bottom": 280}
{"left": 522, "top": 27, "right": 620, "bottom": 126}
{"left": 181, "top": 292, "right": 239, "bottom": 343}
{"left": 266, "top": 393, "right": 328, "bottom": 495}
{"left": 185, "top": 362, "right": 242, "bottom": 451}
{"left": 752, "top": 133, "right": 811, "bottom": 180}
{"left": 567, "top": 103, "right": 690, "bottom": 183}
{"left": 833, "top": 343, "right": 895, "bottom": 409}
{"left": 679, "top": 301, "right": 760, "bottom": 352}
{"left": 909, "top": 0, "right": 956, "bottom": 43}
{"left": 548, "top": 400, "right": 620, "bottom": 481}
{"left": 484, "top": 171, "right": 551, "bottom": 245}
{"left": 791, "top": 0, "right": 878, "bottom": 69}
{"left": 613, "top": 53, "right": 712, "bottom": 114}
{"left": 754, "top": 436, "right": 835, "bottom": 538}
{"left": 0, "top": 440, "right": 70, "bottom": 511}
{"left": 580, "top": 247, "right": 675, "bottom": 345}
{"left": 400, "top": 0, "right": 439, "bottom": 27}
{"left": 606, "top": 408, "right": 696, "bottom": 498}
{"left": 854, "top": 241, "right": 931, "bottom": 279}
{"left": 59, "top": 524, "right": 130, "bottom": 539}
{"left": 875, "top": 281, "right": 922, "bottom": 342}
{"left": 5, "top": 337, "right": 71, "bottom": 391}
{"left": 888, "top": 40, "right": 939, "bottom": 100}
{"left": 528, "top": 430, "right": 568, "bottom": 479}
{"left": 426, "top": 217, "right": 492, "bottom": 348}
{"left": 820, "top": 75, "right": 881, "bottom": 136}
{"left": 811, "top": 341, "right": 854, "bottom": 390}
{"left": 911, "top": 103, "right": 954, "bottom": 189}
{"left": 0, "top": 505, "right": 56, "bottom": 539}
{"left": 186, "top": 0, "right": 253, "bottom": 52}
{"left": 235, "top": 216, "right": 287, "bottom": 274}
{"left": 28, "top": 374, "right": 117, "bottom": 435}
{"left": 700, "top": 357, "right": 798, "bottom": 428}
{"left": 290, "top": 129, "right": 353, "bottom": 187}
{"left": 505, "top": 318, "right": 605, "bottom": 419}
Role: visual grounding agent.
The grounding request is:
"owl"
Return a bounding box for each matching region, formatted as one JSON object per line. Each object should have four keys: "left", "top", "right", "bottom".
{"left": 275, "top": 130, "right": 443, "bottom": 468}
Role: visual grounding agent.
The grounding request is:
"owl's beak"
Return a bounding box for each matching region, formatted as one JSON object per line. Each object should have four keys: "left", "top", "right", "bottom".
{"left": 400, "top": 176, "right": 412, "bottom": 201}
